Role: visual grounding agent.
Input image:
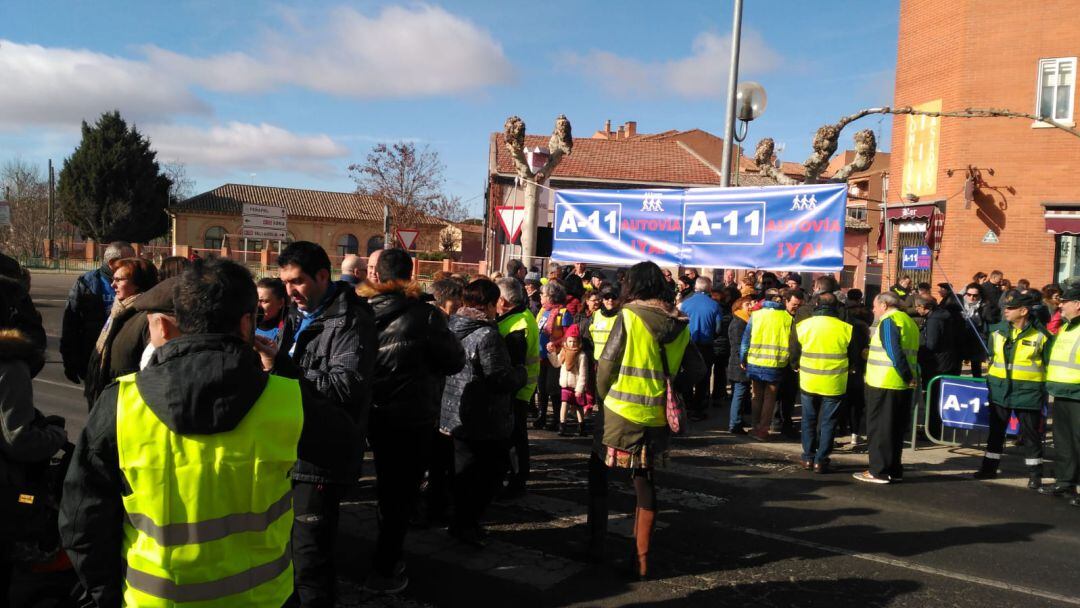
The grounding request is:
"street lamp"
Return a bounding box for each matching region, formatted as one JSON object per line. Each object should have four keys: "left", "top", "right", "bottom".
{"left": 733, "top": 81, "right": 767, "bottom": 142}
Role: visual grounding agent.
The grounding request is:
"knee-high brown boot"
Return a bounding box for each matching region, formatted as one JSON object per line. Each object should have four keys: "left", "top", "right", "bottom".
{"left": 634, "top": 507, "right": 656, "bottom": 580}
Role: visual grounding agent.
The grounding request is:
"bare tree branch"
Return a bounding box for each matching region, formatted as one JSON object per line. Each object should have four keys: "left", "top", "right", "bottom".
{"left": 755, "top": 105, "right": 1078, "bottom": 186}
{"left": 752, "top": 138, "right": 799, "bottom": 185}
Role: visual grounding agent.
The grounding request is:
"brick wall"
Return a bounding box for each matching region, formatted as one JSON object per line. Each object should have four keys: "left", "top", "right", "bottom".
{"left": 889, "top": 0, "right": 1080, "bottom": 288}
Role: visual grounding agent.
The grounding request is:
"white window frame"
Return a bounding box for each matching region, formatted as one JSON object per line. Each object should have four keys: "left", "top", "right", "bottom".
{"left": 1034, "top": 56, "right": 1077, "bottom": 128}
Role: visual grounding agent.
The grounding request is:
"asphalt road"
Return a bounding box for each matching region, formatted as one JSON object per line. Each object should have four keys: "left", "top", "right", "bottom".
{"left": 21, "top": 271, "right": 1080, "bottom": 607}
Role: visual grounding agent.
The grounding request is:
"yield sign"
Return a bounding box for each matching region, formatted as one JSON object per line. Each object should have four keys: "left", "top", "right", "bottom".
{"left": 496, "top": 206, "right": 525, "bottom": 243}
{"left": 396, "top": 229, "right": 420, "bottom": 250}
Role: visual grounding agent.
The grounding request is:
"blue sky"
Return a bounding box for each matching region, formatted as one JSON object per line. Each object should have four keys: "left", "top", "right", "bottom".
{"left": 0, "top": 1, "right": 899, "bottom": 217}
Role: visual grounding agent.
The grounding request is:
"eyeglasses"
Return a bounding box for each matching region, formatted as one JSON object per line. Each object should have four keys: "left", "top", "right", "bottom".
{"left": 965, "top": 292, "right": 980, "bottom": 297}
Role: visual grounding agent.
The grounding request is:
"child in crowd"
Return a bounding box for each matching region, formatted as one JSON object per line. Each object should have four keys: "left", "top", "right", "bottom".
{"left": 548, "top": 324, "right": 589, "bottom": 436}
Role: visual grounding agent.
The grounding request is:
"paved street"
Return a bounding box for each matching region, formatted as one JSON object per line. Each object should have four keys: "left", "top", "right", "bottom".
{"left": 28, "top": 272, "right": 1080, "bottom": 607}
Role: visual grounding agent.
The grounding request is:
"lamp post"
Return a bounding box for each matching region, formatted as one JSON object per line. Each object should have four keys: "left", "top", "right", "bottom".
{"left": 733, "top": 81, "right": 767, "bottom": 141}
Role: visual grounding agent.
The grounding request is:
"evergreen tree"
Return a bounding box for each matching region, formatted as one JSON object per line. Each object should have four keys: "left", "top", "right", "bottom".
{"left": 58, "top": 111, "right": 171, "bottom": 242}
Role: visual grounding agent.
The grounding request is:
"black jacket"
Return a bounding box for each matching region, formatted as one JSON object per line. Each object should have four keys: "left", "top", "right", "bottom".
{"left": 60, "top": 266, "right": 112, "bottom": 381}
{"left": 359, "top": 281, "right": 465, "bottom": 429}
{"left": 918, "top": 306, "right": 961, "bottom": 381}
{"left": 275, "top": 281, "right": 377, "bottom": 483}
{"left": 59, "top": 334, "right": 357, "bottom": 608}
{"left": 0, "top": 329, "right": 67, "bottom": 489}
{"left": 726, "top": 314, "right": 749, "bottom": 382}
{"left": 440, "top": 310, "right": 524, "bottom": 440}
{"left": 83, "top": 305, "right": 149, "bottom": 409}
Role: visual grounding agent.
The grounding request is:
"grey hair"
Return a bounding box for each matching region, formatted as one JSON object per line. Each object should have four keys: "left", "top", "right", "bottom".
{"left": 103, "top": 241, "right": 132, "bottom": 263}
{"left": 875, "top": 292, "right": 902, "bottom": 309}
{"left": 496, "top": 277, "right": 524, "bottom": 307}
{"left": 541, "top": 280, "right": 566, "bottom": 304}
{"left": 340, "top": 254, "right": 364, "bottom": 274}
{"left": 694, "top": 276, "right": 712, "bottom": 292}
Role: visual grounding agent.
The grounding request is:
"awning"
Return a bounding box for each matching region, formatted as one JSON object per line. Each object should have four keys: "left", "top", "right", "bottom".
{"left": 885, "top": 203, "right": 938, "bottom": 221}
{"left": 1045, "top": 215, "right": 1080, "bottom": 235}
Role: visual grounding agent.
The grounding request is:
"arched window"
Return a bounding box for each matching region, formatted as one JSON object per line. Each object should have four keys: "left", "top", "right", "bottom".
{"left": 366, "top": 235, "right": 384, "bottom": 255}
{"left": 337, "top": 234, "right": 359, "bottom": 257}
{"left": 204, "top": 226, "right": 226, "bottom": 249}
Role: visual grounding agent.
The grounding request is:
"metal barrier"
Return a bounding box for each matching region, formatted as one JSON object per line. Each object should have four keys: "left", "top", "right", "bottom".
{"left": 918, "top": 375, "right": 990, "bottom": 448}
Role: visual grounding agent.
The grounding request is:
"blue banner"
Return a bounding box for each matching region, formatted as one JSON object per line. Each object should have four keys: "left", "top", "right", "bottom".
{"left": 938, "top": 377, "right": 990, "bottom": 430}
{"left": 550, "top": 183, "right": 847, "bottom": 270}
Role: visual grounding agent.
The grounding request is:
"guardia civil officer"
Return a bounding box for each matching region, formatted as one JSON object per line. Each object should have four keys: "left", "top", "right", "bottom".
{"left": 60, "top": 258, "right": 358, "bottom": 607}
{"left": 1039, "top": 282, "right": 1080, "bottom": 504}
{"left": 973, "top": 290, "right": 1052, "bottom": 488}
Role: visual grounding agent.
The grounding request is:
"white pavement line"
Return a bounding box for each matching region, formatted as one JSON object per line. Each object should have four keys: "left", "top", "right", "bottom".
{"left": 723, "top": 523, "right": 1080, "bottom": 606}
{"left": 33, "top": 377, "right": 83, "bottom": 391}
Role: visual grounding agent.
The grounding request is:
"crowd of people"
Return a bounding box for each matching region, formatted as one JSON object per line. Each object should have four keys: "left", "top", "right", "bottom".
{"left": 0, "top": 241, "right": 1077, "bottom": 606}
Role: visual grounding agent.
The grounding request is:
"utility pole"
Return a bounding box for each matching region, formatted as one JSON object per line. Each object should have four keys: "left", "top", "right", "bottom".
{"left": 383, "top": 203, "right": 392, "bottom": 250}
{"left": 719, "top": 0, "right": 745, "bottom": 188}
{"left": 47, "top": 159, "right": 55, "bottom": 259}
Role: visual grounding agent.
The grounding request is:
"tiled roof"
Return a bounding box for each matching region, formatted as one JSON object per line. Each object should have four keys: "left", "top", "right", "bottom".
{"left": 490, "top": 134, "right": 775, "bottom": 187}
{"left": 172, "top": 183, "right": 443, "bottom": 225}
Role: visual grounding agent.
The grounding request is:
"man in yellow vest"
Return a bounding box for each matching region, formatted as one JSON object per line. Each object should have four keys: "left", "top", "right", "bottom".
{"left": 495, "top": 277, "right": 540, "bottom": 498}
{"left": 854, "top": 292, "right": 919, "bottom": 484}
{"left": 974, "top": 290, "right": 1052, "bottom": 488}
{"left": 1041, "top": 282, "right": 1080, "bottom": 505}
{"left": 792, "top": 293, "right": 857, "bottom": 474}
{"left": 60, "top": 258, "right": 357, "bottom": 607}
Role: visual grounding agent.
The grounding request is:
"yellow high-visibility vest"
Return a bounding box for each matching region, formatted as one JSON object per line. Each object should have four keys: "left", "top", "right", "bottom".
{"left": 605, "top": 308, "right": 689, "bottom": 427}
{"left": 1047, "top": 320, "right": 1080, "bottom": 385}
{"left": 498, "top": 310, "right": 540, "bottom": 401}
{"left": 116, "top": 373, "right": 302, "bottom": 607}
{"left": 989, "top": 325, "right": 1048, "bottom": 383}
{"left": 746, "top": 308, "right": 792, "bottom": 369}
{"left": 591, "top": 310, "right": 616, "bottom": 360}
{"left": 795, "top": 315, "right": 853, "bottom": 396}
{"left": 865, "top": 308, "right": 919, "bottom": 390}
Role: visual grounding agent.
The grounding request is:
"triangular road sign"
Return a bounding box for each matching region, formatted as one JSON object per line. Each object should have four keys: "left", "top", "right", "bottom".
{"left": 496, "top": 206, "right": 525, "bottom": 243}
{"left": 396, "top": 228, "right": 420, "bottom": 250}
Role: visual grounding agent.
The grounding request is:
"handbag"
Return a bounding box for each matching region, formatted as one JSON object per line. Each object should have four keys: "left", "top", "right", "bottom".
{"left": 658, "top": 344, "right": 687, "bottom": 435}
{"left": 3, "top": 441, "right": 74, "bottom": 565}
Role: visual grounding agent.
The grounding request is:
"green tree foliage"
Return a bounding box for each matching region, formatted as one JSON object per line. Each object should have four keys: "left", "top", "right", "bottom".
{"left": 58, "top": 111, "right": 171, "bottom": 242}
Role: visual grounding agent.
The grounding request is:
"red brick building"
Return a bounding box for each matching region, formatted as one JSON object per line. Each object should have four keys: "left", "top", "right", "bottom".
{"left": 887, "top": 0, "right": 1079, "bottom": 288}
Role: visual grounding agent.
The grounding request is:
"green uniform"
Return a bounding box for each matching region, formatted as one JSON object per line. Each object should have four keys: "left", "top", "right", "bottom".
{"left": 117, "top": 373, "right": 302, "bottom": 607}
{"left": 986, "top": 320, "right": 1051, "bottom": 410}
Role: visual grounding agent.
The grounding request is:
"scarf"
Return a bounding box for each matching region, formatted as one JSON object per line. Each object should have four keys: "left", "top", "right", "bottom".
{"left": 456, "top": 306, "right": 488, "bottom": 321}
{"left": 559, "top": 340, "right": 581, "bottom": 368}
{"left": 94, "top": 293, "right": 141, "bottom": 374}
{"left": 734, "top": 307, "right": 751, "bottom": 323}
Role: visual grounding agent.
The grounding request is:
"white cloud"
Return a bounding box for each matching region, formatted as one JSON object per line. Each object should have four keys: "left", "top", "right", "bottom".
{"left": 561, "top": 30, "right": 783, "bottom": 99}
{"left": 142, "top": 5, "right": 516, "bottom": 97}
{"left": 0, "top": 40, "right": 209, "bottom": 128}
{"left": 145, "top": 122, "right": 349, "bottom": 176}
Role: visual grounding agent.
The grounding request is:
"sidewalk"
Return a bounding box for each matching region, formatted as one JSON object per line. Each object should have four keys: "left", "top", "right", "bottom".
{"left": 680, "top": 399, "right": 1062, "bottom": 491}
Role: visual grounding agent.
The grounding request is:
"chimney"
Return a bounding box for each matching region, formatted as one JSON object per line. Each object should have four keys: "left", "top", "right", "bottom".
{"left": 604, "top": 119, "right": 611, "bottom": 136}
{"left": 625, "top": 121, "right": 637, "bottom": 138}
{"left": 617, "top": 125, "right": 625, "bottom": 139}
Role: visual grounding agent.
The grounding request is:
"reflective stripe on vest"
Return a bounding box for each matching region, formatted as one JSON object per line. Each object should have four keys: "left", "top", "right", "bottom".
{"left": 605, "top": 308, "right": 690, "bottom": 427}
{"left": 591, "top": 310, "right": 615, "bottom": 359}
{"left": 865, "top": 309, "right": 919, "bottom": 390}
{"left": 747, "top": 308, "right": 792, "bottom": 368}
{"left": 1048, "top": 321, "right": 1080, "bottom": 384}
{"left": 795, "top": 315, "right": 853, "bottom": 396}
{"left": 117, "top": 373, "right": 302, "bottom": 607}
{"left": 498, "top": 310, "right": 540, "bottom": 401}
{"left": 988, "top": 326, "right": 1047, "bottom": 382}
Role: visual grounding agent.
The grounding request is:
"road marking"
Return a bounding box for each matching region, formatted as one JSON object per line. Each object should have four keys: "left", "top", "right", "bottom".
{"left": 34, "top": 377, "right": 83, "bottom": 391}
{"left": 721, "top": 523, "right": 1080, "bottom": 606}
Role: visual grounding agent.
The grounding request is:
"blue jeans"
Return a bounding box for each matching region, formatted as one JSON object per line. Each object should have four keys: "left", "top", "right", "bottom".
{"left": 801, "top": 391, "right": 843, "bottom": 464}
{"left": 729, "top": 381, "right": 751, "bottom": 430}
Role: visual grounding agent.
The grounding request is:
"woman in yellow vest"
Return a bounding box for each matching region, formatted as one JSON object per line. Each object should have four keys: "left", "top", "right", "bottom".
{"left": 974, "top": 290, "right": 1052, "bottom": 488}
{"left": 595, "top": 262, "right": 704, "bottom": 579}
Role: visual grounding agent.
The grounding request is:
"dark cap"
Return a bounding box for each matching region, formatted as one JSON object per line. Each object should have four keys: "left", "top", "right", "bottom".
{"left": 134, "top": 277, "right": 178, "bottom": 314}
{"left": 1061, "top": 283, "right": 1080, "bottom": 302}
{"left": 1001, "top": 289, "right": 1040, "bottom": 309}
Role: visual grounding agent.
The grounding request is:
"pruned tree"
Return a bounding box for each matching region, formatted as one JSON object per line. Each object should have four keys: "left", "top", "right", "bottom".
{"left": 58, "top": 111, "right": 171, "bottom": 242}
{"left": 754, "top": 106, "right": 1079, "bottom": 185}
{"left": 0, "top": 158, "right": 50, "bottom": 257}
{"left": 503, "top": 114, "right": 573, "bottom": 263}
